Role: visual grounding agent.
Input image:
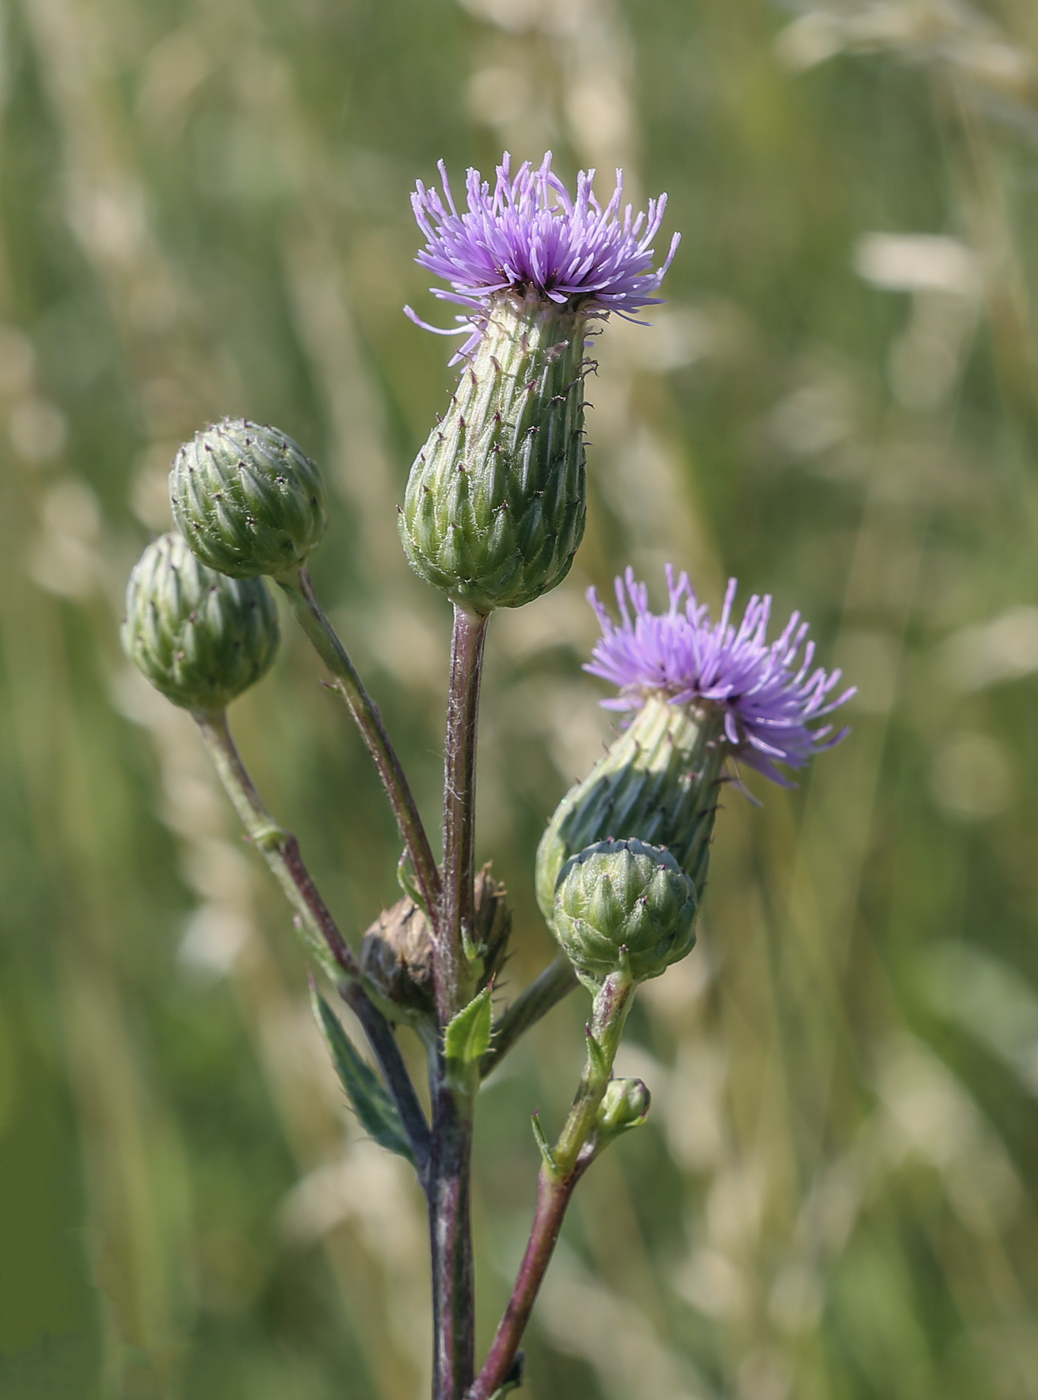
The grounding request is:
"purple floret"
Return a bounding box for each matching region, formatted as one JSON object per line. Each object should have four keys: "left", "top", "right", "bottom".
{"left": 585, "top": 567, "right": 854, "bottom": 786}
{"left": 405, "top": 152, "right": 679, "bottom": 355}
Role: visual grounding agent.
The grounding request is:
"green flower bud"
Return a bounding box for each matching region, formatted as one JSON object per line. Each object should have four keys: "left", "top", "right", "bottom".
{"left": 552, "top": 837, "right": 697, "bottom": 986}
{"left": 170, "top": 419, "right": 327, "bottom": 580}
{"left": 536, "top": 694, "right": 726, "bottom": 927}
{"left": 122, "top": 532, "right": 279, "bottom": 712}
{"left": 596, "top": 1077, "right": 651, "bottom": 1139}
{"left": 399, "top": 294, "right": 587, "bottom": 614}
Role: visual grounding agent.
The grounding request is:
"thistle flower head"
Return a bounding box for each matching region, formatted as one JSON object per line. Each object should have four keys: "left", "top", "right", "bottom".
{"left": 406, "top": 151, "right": 679, "bottom": 358}
{"left": 586, "top": 567, "right": 854, "bottom": 786}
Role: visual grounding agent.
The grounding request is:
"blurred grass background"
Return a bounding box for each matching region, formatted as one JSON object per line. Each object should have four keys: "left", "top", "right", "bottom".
{"left": 3, "top": 0, "right": 1038, "bottom": 1395}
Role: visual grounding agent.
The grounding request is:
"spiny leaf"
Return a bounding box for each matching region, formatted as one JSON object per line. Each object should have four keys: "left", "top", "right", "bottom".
{"left": 444, "top": 986, "right": 494, "bottom": 1089}
{"left": 311, "top": 989, "right": 414, "bottom": 1165}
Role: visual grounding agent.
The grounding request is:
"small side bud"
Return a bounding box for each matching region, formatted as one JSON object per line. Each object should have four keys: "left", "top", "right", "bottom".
{"left": 360, "top": 897, "right": 436, "bottom": 1018}
{"left": 122, "top": 532, "right": 279, "bottom": 712}
{"left": 596, "top": 1077, "right": 651, "bottom": 1139}
{"left": 361, "top": 867, "right": 511, "bottom": 1020}
{"left": 170, "top": 418, "right": 327, "bottom": 580}
{"left": 552, "top": 838, "right": 697, "bottom": 987}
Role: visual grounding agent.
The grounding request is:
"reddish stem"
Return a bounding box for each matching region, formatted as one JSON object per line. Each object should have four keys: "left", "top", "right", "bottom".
{"left": 428, "top": 605, "right": 490, "bottom": 1399}
{"left": 429, "top": 1075, "right": 476, "bottom": 1399}
{"left": 280, "top": 568, "right": 442, "bottom": 918}
{"left": 468, "top": 1164, "right": 587, "bottom": 1400}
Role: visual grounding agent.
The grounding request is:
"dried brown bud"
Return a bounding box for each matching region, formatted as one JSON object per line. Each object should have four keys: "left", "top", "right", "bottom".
{"left": 361, "top": 898, "right": 436, "bottom": 1017}
{"left": 359, "top": 864, "right": 512, "bottom": 1020}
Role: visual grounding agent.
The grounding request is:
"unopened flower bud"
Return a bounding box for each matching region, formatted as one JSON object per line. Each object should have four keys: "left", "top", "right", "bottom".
{"left": 552, "top": 838, "right": 697, "bottom": 986}
{"left": 400, "top": 295, "right": 586, "bottom": 613}
{"left": 170, "top": 419, "right": 327, "bottom": 580}
{"left": 596, "top": 1077, "right": 651, "bottom": 1138}
{"left": 122, "top": 532, "right": 279, "bottom": 712}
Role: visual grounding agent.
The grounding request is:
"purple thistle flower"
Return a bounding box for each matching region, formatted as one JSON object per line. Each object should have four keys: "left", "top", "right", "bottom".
{"left": 585, "top": 567, "right": 854, "bottom": 786}
{"left": 405, "top": 152, "right": 679, "bottom": 357}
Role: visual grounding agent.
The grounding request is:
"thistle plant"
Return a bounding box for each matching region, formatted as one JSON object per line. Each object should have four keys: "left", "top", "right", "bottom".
{"left": 121, "top": 150, "right": 851, "bottom": 1400}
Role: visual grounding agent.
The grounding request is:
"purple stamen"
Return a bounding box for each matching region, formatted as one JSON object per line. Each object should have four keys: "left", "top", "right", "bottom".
{"left": 406, "top": 151, "right": 680, "bottom": 360}
{"left": 585, "top": 568, "right": 855, "bottom": 787}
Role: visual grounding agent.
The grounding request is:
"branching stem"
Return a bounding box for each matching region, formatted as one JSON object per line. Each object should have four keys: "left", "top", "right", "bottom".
{"left": 194, "top": 708, "right": 431, "bottom": 1180}
{"left": 468, "top": 970, "right": 636, "bottom": 1399}
{"left": 278, "top": 567, "right": 441, "bottom": 920}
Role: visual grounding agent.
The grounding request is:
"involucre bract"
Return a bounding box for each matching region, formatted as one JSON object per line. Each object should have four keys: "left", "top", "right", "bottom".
{"left": 399, "top": 294, "right": 586, "bottom": 614}
{"left": 536, "top": 694, "right": 725, "bottom": 927}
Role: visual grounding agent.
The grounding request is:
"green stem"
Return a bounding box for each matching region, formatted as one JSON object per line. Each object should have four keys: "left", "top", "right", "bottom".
{"left": 552, "top": 968, "right": 636, "bottom": 1174}
{"left": 278, "top": 567, "right": 441, "bottom": 920}
{"left": 481, "top": 956, "right": 578, "bottom": 1078}
{"left": 468, "top": 969, "right": 635, "bottom": 1400}
{"left": 195, "top": 709, "right": 358, "bottom": 974}
{"left": 194, "top": 708, "right": 431, "bottom": 1178}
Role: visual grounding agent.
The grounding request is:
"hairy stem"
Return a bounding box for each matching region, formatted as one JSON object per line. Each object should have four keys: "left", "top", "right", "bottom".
{"left": 194, "top": 708, "right": 431, "bottom": 1179}
{"left": 481, "top": 956, "right": 579, "bottom": 1078}
{"left": 427, "top": 605, "right": 490, "bottom": 1400}
{"left": 278, "top": 567, "right": 441, "bottom": 919}
{"left": 429, "top": 1070, "right": 476, "bottom": 1400}
{"left": 438, "top": 606, "right": 490, "bottom": 1023}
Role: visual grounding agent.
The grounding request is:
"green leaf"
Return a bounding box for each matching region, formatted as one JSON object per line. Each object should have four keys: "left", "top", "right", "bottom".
{"left": 444, "top": 986, "right": 494, "bottom": 1089}
{"left": 585, "top": 1026, "right": 610, "bottom": 1083}
{"left": 530, "top": 1112, "right": 557, "bottom": 1176}
{"left": 311, "top": 990, "right": 414, "bottom": 1164}
{"left": 461, "top": 923, "right": 481, "bottom": 968}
